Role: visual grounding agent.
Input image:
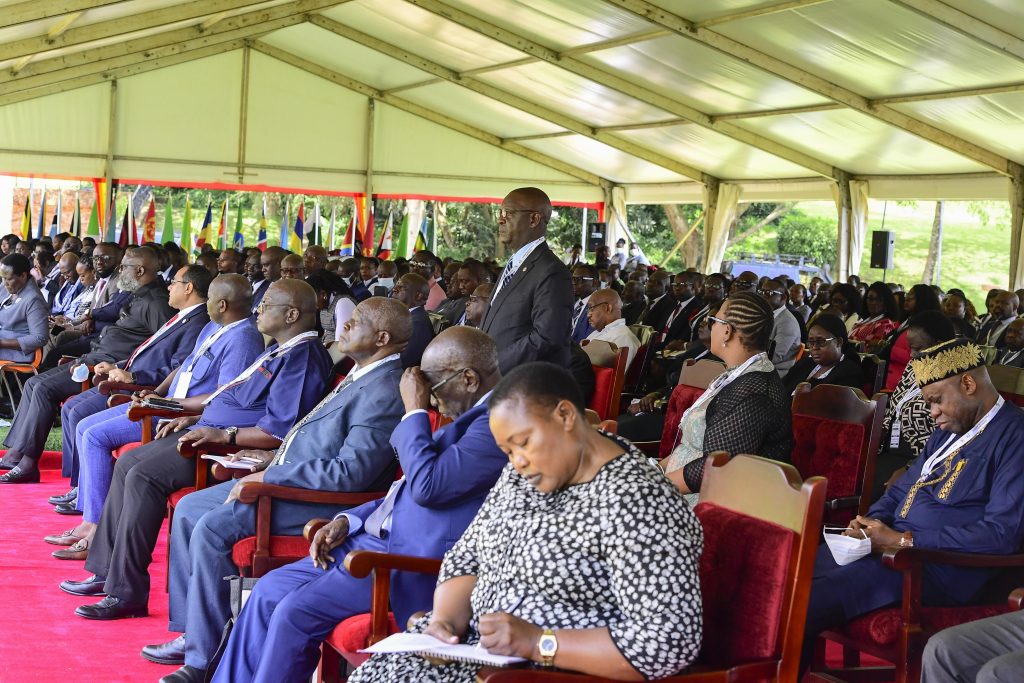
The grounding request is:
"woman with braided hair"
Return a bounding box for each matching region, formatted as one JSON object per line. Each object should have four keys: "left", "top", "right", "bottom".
{"left": 661, "top": 291, "right": 792, "bottom": 503}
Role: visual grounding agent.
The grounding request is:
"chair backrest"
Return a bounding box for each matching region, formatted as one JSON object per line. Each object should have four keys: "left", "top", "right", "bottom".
{"left": 628, "top": 323, "right": 655, "bottom": 347}
{"left": 426, "top": 312, "right": 449, "bottom": 335}
{"left": 694, "top": 453, "right": 826, "bottom": 681}
{"left": 794, "top": 343, "right": 806, "bottom": 363}
{"left": 587, "top": 347, "right": 629, "bottom": 421}
{"left": 581, "top": 338, "right": 618, "bottom": 366}
{"left": 790, "top": 384, "right": 885, "bottom": 514}
{"left": 623, "top": 342, "right": 651, "bottom": 391}
{"left": 988, "top": 363, "right": 1024, "bottom": 407}
{"left": 657, "top": 359, "right": 727, "bottom": 459}
{"left": 860, "top": 353, "right": 885, "bottom": 396}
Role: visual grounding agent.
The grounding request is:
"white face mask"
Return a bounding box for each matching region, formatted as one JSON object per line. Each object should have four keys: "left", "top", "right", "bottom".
{"left": 823, "top": 528, "right": 871, "bottom": 566}
{"left": 376, "top": 277, "right": 394, "bottom": 290}
{"left": 630, "top": 248, "right": 639, "bottom": 256}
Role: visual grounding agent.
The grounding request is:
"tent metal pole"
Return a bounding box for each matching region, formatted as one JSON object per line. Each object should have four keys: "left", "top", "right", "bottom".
{"left": 365, "top": 97, "right": 375, "bottom": 254}
{"left": 103, "top": 79, "right": 117, "bottom": 229}
{"left": 1010, "top": 163, "right": 1024, "bottom": 289}
{"left": 236, "top": 44, "right": 251, "bottom": 184}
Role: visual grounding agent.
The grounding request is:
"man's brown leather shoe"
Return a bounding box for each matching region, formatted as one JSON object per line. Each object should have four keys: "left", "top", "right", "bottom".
{"left": 44, "top": 529, "right": 83, "bottom": 546}
{"left": 52, "top": 538, "right": 89, "bottom": 560}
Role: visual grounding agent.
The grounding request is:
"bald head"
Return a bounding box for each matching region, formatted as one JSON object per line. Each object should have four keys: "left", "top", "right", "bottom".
{"left": 419, "top": 326, "right": 501, "bottom": 417}
{"left": 208, "top": 273, "right": 253, "bottom": 324}
{"left": 587, "top": 288, "right": 623, "bottom": 331}
{"left": 392, "top": 272, "right": 430, "bottom": 309}
{"left": 280, "top": 254, "right": 305, "bottom": 280}
{"left": 336, "top": 297, "right": 412, "bottom": 364}
{"left": 499, "top": 187, "right": 553, "bottom": 251}
{"left": 303, "top": 245, "right": 328, "bottom": 274}
{"left": 256, "top": 278, "right": 318, "bottom": 341}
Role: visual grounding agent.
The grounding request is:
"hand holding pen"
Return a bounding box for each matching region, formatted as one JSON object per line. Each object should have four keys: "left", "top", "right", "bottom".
{"left": 477, "top": 595, "right": 539, "bottom": 659}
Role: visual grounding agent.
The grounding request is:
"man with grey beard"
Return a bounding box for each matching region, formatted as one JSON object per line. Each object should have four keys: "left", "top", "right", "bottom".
{"left": 0, "top": 246, "right": 175, "bottom": 483}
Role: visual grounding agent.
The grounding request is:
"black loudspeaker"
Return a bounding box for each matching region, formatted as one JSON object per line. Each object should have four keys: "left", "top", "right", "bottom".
{"left": 870, "top": 230, "right": 895, "bottom": 270}
{"left": 586, "top": 222, "right": 607, "bottom": 253}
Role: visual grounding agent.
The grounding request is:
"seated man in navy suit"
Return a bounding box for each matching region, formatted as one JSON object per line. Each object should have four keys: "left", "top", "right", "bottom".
{"left": 140, "top": 296, "right": 413, "bottom": 683}
{"left": 802, "top": 339, "right": 1024, "bottom": 673}
{"left": 209, "top": 326, "right": 507, "bottom": 683}
{"left": 0, "top": 246, "right": 179, "bottom": 483}
{"left": 61, "top": 279, "right": 336, "bottom": 621}
{"left": 390, "top": 272, "right": 434, "bottom": 367}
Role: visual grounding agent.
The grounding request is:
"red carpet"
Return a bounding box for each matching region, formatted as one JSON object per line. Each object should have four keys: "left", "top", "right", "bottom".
{"left": 0, "top": 452, "right": 177, "bottom": 681}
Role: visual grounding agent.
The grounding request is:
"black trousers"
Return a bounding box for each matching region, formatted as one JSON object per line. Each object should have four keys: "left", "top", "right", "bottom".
{"left": 85, "top": 435, "right": 198, "bottom": 605}
{"left": 2, "top": 364, "right": 81, "bottom": 460}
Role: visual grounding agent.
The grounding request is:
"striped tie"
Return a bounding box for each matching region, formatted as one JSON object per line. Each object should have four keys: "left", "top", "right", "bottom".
{"left": 499, "top": 260, "right": 516, "bottom": 290}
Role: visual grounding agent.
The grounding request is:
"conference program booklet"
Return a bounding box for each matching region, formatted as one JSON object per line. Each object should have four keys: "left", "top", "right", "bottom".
{"left": 359, "top": 632, "right": 527, "bottom": 667}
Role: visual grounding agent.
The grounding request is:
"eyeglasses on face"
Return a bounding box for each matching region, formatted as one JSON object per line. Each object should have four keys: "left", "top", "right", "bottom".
{"left": 496, "top": 208, "right": 537, "bottom": 220}
{"left": 733, "top": 280, "right": 755, "bottom": 289}
{"left": 758, "top": 289, "right": 782, "bottom": 297}
{"left": 429, "top": 368, "right": 468, "bottom": 395}
{"left": 256, "top": 301, "right": 295, "bottom": 314}
{"left": 806, "top": 336, "right": 837, "bottom": 349}
{"left": 705, "top": 283, "right": 723, "bottom": 291}
{"left": 586, "top": 302, "right": 611, "bottom": 313}
{"left": 571, "top": 276, "right": 594, "bottom": 283}
{"left": 708, "top": 314, "right": 732, "bottom": 328}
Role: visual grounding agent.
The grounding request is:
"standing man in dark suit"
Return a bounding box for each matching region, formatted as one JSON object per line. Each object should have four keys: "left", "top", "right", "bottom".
{"left": 390, "top": 272, "right": 434, "bottom": 368}
{"left": 142, "top": 297, "right": 410, "bottom": 683}
{"left": 480, "top": 187, "right": 573, "bottom": 372}
{"left": 208, "top": 326, "right": 507, "bottom": 683}
{"left": 0, "top": 246, "right": 175, "bottom": 482}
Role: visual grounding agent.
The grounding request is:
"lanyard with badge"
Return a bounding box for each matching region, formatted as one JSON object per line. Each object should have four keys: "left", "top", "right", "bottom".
{"left": 201, "top": 330, "right": 318, "bottom": 406}
{"left": 671, "top": 352, "right": 766, "bottom": 450}
{"left": 888, "top": 385, "right": 923, "bottom": 448}
{"left": 171, "top": 319, "right": 248, "bottom": 399}
{"left": 917, "top": 396, "right": 1003, "bottom": 481}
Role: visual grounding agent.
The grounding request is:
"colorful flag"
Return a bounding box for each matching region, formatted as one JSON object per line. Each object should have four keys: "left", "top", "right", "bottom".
{"left": 217, "top": 199, "right": 228, "bottom": 250}
{"left": 181, "top": 195, "right": 193, "bottom": 254}
{"left": 289, "top": 202, "right": 305, "bottom": 254}
{"left": 257, "top": 199, "right": 267, "bottom": 251}
{"left": 327, "top": 205, "right": 337, "bottom": 251}
{"left": 352, "top": 195, "right": 367, "bottom": 255}
{"left": 196, "top": 201, "right": 213, "bottom": 251}
{"left": 141, "top": 198, "right": 157, "bottom": 243}
{"left": 413, "top": 214, "right": 428, "bottom": 253}
{"left": 86, "top": 198, "right": 100, "bottom": 239}
{"left": 160, "top": 199, "right": 174, "bottom": 244}
{"left": 19, "top": 190, "right": 31, "bottom": 239}
{"left": 93, "top": 179, "right": 107, "bottom": 228}
{"left": 117, "top": 202, "right": 130, "bottom": 249}
{"left": 363, "top": 196, "right": 375, "bottom": 257}
{"left": 70, "top": 193, "right": 82, "bottom": 237}
{"left": 394, "top": 210, "right": 410, "bottom": 261}
{"left": 51, "top": 189, "right": 61, "bottom": 238}
{"left": 232, "top": 200, "right": 244, "bottom": 250}
{"left": 36, "top": 187, "right": 47, "bottom": 239}
{"left": 279, "top": 200, "right": 290, "bottom": 249}
{"left": 309, "top": 200, "right": 321, "bottom": 247}
{"left": 105, "top": 182, "right": 119, "bottom": 242}
{"left": 376, "top": 211, "right": 393, "bottom": 259}
{"left": 339, "top": 213, "right": 361, "bottom": 257}
{"left": 130, "top": 198, "right": 139, "bottom": 245}
{"left": 49, "top": 213, "right": 58, "bottom": 239}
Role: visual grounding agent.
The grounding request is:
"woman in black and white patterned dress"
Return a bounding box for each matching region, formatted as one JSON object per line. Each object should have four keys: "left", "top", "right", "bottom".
{"left": 349, "top": 362, "right": 704, "bottom": 682}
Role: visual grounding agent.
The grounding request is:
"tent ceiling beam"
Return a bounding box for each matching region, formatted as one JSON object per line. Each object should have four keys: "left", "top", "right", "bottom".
{"left": 0, "top": 0, "right": 323, "bottom": 62}
{"left": 405, "top": 0, "right": 842, "bottom": 180}
{"left": 696, "top": 0, "right": 836, "bottom": 28}
{"left": 250, "top": 41, "right": 610, "bottom": 188}
{"left": 0, "top": 0, "right": 128, "bottom": 31}
{"left": 380, "top": 28, "right": 668, "bottom": 95}
{"left": 601, "top": 0, "right": 1014, "bottom": 176}
{"left": 0, "top": 0, "right": 344, "bottom": 95}
{"left": 310, "top": 15, "right": 710, "bottom": 182}
{"left": 890, "top": 0, "right": 1024, "bottom": 64}
{"left": 0, "top": 39, "right": 248, "bottom": 107}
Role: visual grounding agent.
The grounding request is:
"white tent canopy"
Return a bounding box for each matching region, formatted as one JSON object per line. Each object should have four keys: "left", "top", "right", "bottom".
{"left": 0, "top": 0, "right": 1022, "bottom": 276}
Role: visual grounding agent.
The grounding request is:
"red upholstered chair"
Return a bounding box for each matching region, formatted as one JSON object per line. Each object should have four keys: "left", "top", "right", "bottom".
{"left": 0, "top": 347, "right": 43, "bottom": 410}
{"left": 480, "top": 453, "right": 827, "bottom": 683}
{"left": 585, "top": 346, "right": 629, "bottom": 421}
{"left": 810, "top": 552, "right": 1024, "bottom": 683}
{"left": 623, "top": 324, "right": 655, "bottom": 395}
{"left": 860, "top": 354, "right": 886, "bottom": 397}
{"left": 632, "top": 358, "right": 726, "bottom": 459}
{"left": 790, "top": 384, "right": 886, "bottom": 525}
{"left": 988, "top": 363, "right": 1024, "bottom": 407}
{"left": 317, "top": 548, "right": 443, "bottom": 682}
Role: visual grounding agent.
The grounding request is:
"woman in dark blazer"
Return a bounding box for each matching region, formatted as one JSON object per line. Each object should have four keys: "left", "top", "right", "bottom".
{"left": 0, "top": 253, "right": 50, "bottom": 363}
{"left": 784, "top": 312, "right": 866, "bottom": 395}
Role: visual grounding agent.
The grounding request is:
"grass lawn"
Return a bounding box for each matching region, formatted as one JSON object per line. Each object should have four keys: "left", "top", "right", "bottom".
{"left": 729, "top": 200, "right": 1010, "bottom": 307}
{"left": 0, "top": 426, "right": 62, "bottom": 452}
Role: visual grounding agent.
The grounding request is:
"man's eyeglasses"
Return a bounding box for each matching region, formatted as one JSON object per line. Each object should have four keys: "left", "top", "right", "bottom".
{"left": 430, "top": 368, "right": 468, "bottom": 396}
{"left": 496, "top": 208, "right": 537, "bottom": 220}
{"left": 571, "top": 276, "right": 594, "bottom": 283}
{"left": 586, "top": 302, "right": 610, "bottom": 313}
{"left": 705, "top": 284, "right": 723, "bottom": 291}
{"left": 733, "top": 280, "right": 755, "bottom": 289}
{"left": 758, "top": 289, "right": 782, "bottom": 297}
{"left": 169, "top": 279, "right": 188, "bottom": 286}
{"left": 708, "top": 314, "right": 732, "bottom": 328}
{"left": 806, "top": 336, "right": 837, "bottom": 349}
{"left": 256, "top": 301, "right": 295, "bottom": 314}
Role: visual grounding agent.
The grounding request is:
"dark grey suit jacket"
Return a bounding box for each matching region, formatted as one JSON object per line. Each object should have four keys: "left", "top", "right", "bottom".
{"left": 480, "top": 242, "right": 573, "bottom": 372}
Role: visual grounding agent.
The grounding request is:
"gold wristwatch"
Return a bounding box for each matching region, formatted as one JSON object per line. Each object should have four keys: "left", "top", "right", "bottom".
{"left": 538, "top": 628, "right": 558, "bottom": 667}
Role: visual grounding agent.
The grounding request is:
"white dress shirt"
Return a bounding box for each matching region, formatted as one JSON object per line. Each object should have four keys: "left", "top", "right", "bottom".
{"left": 585, "top": 318, "right": 641, "bottom": 367}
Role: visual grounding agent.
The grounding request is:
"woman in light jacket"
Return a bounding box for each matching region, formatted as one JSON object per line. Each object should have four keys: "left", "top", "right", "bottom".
{"left": 0, "top": 253, "right": 50, "bottom": 362}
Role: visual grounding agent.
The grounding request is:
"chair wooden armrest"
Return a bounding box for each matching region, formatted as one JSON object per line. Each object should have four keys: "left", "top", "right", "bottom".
{"left": 304, "top": 518, "right": 331, "bottom": 541}
{"left": 825, "top": 496, "right": 862, "bottom": 511}
{"left": 342, "top": 550, "right": 443, "bottom": 646}
{"left": 1009, "top": 588, "right": 1024, "bottom": 611}
{"left": 882, "top": 547, "right": 1024, "bottom": 571}
{"left": 478, "top": 661, "right": 779, "bottom": 682}
{"left": 98, "top": 381, "right": 156, "bottom": 396}
{"left": 126, "top": 405, "right": 202, "bottom": 445}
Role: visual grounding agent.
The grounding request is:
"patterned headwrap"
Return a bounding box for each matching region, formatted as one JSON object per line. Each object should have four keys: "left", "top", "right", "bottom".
{"left": 910, "top": 339, "right": 985, "bottom": 387}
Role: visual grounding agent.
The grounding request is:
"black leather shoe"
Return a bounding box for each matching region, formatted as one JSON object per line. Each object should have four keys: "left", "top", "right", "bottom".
{"left": 159, "top": 665, "right": 206, "bottom": 683}
{"left": 0, "top": 455, "right": 20, "bottom": 470}
{"left": 75, "top": 595, "right": 147, "bottom": 620}
{"left": 0, "top": 465, "right": 39, "bottom": 483}
{"left": 54, "top": 502, "right": 83, "bottom": 515}
{"left": 49, "top": 487, "right": 78, "bottom": 505}
{"left": 142, "top": 634, "right": 186, "bottom": 665}
{"left": 59, "top": 574, "right": 106, "bottom": 597}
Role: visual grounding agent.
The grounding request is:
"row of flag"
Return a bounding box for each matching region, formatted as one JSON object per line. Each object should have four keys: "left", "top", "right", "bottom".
{"left": 15, "top": 187, "right": 432, "bottom": 258}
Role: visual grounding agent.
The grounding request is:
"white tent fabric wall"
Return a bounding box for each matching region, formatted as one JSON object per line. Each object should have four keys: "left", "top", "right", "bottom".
{"left": 0, "top": 0, "right": 1022, "bottom": 271}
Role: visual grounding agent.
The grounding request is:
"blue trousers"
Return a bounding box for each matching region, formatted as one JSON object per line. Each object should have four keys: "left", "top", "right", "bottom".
{"left": 59, "top": 389, "right": 110, "bottom": 483}
{"left": 73, "top": 403, "right": 140, "bottom": 521}
{"left": 167, "top": 481, "right": 341, "bottom": 670}
{"left": 211, "top": 533, "right": 388, "bottom": 683}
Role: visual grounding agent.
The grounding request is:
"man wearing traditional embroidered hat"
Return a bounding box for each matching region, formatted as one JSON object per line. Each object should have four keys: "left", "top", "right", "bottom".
{"left": 800, "top": 338, "right": 1024, "bottom": 673}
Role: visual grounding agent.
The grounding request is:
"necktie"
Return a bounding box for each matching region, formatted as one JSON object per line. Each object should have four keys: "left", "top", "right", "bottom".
{"left": 270, "top": 374, "right": 356, "bottom": 466}
{"left": 125, "top": 312, "right": 180, "bottom": 368}
{"left": 364, "top": 479, "right": 404, "bottom": 538}
{"left": 659, "top": 303, "right": 683, "bottom": 342}
{"left": 498, "top": 260, "right": 516, "bottom": 291}
{"left": 93, "top": 278, "right": 108, "bottom": 307}
{"left": 573, "top": 299, "right": 585, "bottom": 325}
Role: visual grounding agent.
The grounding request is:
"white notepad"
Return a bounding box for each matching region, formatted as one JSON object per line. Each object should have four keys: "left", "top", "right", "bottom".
{"left": 200, "top": 454, "right": 261, "bottom": 471}
{"left": 359, "top": 632, "right": 526, "bottom": 667}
